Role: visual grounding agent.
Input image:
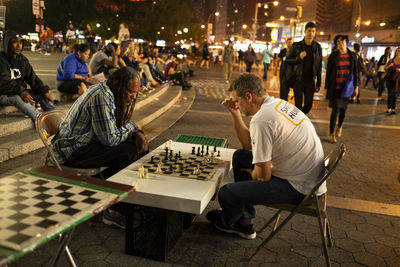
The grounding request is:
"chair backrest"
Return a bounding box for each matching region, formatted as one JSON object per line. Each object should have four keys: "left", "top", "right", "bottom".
{"left": 35, "top": 110, "right": 66, "bottom": 171}
{"left": 300, "top": 144, "right": 346, "bottom": 204}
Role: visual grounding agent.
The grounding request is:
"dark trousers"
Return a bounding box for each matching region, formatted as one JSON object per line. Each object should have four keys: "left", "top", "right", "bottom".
{"left": 386, "top": 80, "right": 398, "bottom": 110}
{"left": 378, "top": 72, "right": 385, "bottom": 97}
{"left": 329, "top": 90, "right": 349, "bottom": 134}
{"left": 364, "top": 74, "right": 377, "bottom": 88}
{"left": 245, "top": 61, "right": 253, "bottom": 73}
{"left": 279, "top": 77, "right": 290, "bottom": 101}
{"left": 218, "top": 149, "right": 305, "bottom": 228}
{"left": 293, "top": 80, "right": 315, "bottom": 114}
{"left": 262, "top": 63, "right": 269, "bottom": 80}
{"left": 63, "top": 139, "right": 148, "bottom": 179}
{"left": 168, "top": 72, "right": 188, "bottom": 88}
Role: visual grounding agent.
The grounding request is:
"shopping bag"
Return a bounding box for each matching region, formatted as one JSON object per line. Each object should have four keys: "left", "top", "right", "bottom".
{"left": 341, "top": 73, "right": 354, "bottom": 98}
{"left": 269, "top": 76, "right": 279, "bottom": 91}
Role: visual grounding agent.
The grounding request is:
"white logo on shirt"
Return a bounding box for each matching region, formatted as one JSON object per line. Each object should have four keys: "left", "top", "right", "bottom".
{"left": 10, "top": 68, "right": 22, "bottom": 80}
{"left": 274, "top": 100, "right": 309, "bottom": 126}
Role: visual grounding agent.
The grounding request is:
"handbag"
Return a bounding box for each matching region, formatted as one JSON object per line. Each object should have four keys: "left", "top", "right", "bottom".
{"left": 341, "top": 73, "right": 354, "bottom": 98}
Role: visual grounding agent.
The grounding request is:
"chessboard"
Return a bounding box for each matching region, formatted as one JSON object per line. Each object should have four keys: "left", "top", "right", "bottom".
{"left": 0, "top": 172, "right": 120, "bottom": 251}
{"left": 134, "top": 145, "right": 224, "bottom": 181}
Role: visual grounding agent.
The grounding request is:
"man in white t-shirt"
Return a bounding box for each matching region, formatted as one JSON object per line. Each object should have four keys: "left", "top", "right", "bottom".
{"left": 206, "top": 73, "right": 325, "bottom": 240}
{"left": 89, "top": 44, "right": 117, "bottom": 76}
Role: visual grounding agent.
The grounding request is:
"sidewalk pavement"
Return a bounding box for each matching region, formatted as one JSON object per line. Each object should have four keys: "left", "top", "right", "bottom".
{"left": 6, "top": 63, "right": 400, "bottom": 267}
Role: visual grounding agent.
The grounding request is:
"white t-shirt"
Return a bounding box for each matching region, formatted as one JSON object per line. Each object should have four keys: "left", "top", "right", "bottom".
{"left": 89, "top": 51, "right": 111, "bottom": 75}
{"left": 250, "top": 96, "right": 326, "bottom": 195}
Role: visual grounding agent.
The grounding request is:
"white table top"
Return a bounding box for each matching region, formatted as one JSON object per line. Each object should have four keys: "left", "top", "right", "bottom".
{"left": 108, "top": 141, "right": 236, "bottom": 214}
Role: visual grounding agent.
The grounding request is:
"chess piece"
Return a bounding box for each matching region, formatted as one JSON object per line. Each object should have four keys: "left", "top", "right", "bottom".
{"left": 197, "top": 147, "right": 201, "bottom": 156}
{"left": 156, "top": 162, "right": 162, "bottom": 173}
{"left": 170, "top": 149, "right": 173, "bottom": 157}
{"left": 144, "top": 168, "right": 149, "bottom": 178}
{"left": 150, "top": 156, "right": 154, "bottom": 164}
{"left": 169, "top": 164, "right": 173, "bottom": 172}
{"left": 192, "top": 147, "right": 195, "bottom": 155}
{"left": 176, "top": 164, "right": 180, "bottom": 172}
{"left": 168, "top": 140, "right": 173, "bottom": 150}
{"left": 206, "top": 145, "right": 209, "bottom": 153}
{"left": 217, "top": 150, "right": 220, "bottom": 157}
{"left": 201, "top": 145, "right": 204, "bottom": 153}
{"left": 211, "top": 151, "right": 215, "bottom": 163}
{"left": 138, "top": 166, "right": 145, "bottom": 178}
{"left": 178, "top": 151, "right": 181, "bottom": 158}
{"left": 165, "top": 146, "right": 169, "bottom": 155}
{"left": 214, "top": 145, "right": 217, "bottom": 152}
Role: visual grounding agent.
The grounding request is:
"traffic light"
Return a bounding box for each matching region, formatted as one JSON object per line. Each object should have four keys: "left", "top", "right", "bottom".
{"left": 296, "top": 6, "right": 302, "bottom": 18}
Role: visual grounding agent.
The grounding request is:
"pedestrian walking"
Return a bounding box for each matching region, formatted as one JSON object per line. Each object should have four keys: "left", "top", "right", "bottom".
{"left": 326, "top": 35, "right": 359, "bottom": 143}
{"left": 262, "top": 45, "right": 273, "bottom": 81}
{"left": 118, "top": 23, "right": 130, "bottom": 55}
{"left": 274, "top": 37, "right": 294, "bottom": 100}
{"left": 223, "top": 41, "right": 234, "bottom": 83}
{"left": 350, "top": 43, "right": 365, "bottom": 104}
{"left": 200, "top": 42, "right": 210, "bottom": 69}
{"left": 384, "top": 47, "right": 400, "bottom": 115}
{"left": 244, "top": 44, "right": 255, "bottom": 73}
{"left": 377, "top": 47, "right": 392, "bottom": 97}
{"left": 364, "top": 57, "right": 377, "bottom": 88}
{"left": 285, "top": 22, "right": 322, "bottom": 114}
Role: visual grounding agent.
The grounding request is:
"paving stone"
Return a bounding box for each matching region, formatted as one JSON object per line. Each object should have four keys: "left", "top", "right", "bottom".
{"left": 327, "top": 247, "right": 355, "bottom": 264}
{"left": 384, "top": 256, "right": 400, "bottom": 267}
{"left": 353, "top": 252, "right": 386, "bottom": 267}
{"left": 334, "top": 238, "right": 365, "bottom": 253}
{"left": 346, "top": 230, "right": 375, "bottom": 243}
{"left": 383, "top": 226, "right": 400, "bottom": 239}
{"left": 309, "top": 256, "right": 340, "bottom": 267}
{"left": 276, "top": 252, "right": 308, "bottom": 267}
{"left": 80, "top": 260, "right": 112, "bottom": 267}
{"left": 374, "top": 234, "right": 400, "bottom": 248}
{"left": 340, "top": 263, "right": 366, "bottom": 267}
{"left": 105, "top": 251, "right": 142, "bottom": 267}
{"left": 364, "top": 242, "right": 396, "bottom": 257}
{"left": 341, "top": 212, "right": 367, "bottom": 224}
{"left": 356, "top": 223, "right": 385, "bottom": 235}
{"left": 248, "top": 247, "right": 277, "bottom": 264}
{"left": 366, "top": 215, "right": 394, "bottom": 227}
{"left": 291, "top": 244, "right": 322, "bottom": 259}
{"left": 395, "top": 247, "right": 400, "bottom": 257}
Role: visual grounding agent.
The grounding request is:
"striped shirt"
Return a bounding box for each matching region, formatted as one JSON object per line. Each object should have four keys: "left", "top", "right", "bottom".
{"left": 336, "top": 52, "right": 350, "bottom": 90}
{"left": 52, "top": 82, "right": 138, "bottom": 164}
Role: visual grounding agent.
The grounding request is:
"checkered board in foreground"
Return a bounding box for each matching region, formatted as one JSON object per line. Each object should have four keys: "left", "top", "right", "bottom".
{"left": 0, "top": 172, "right": 116, "bottom": 251}
{"left": 139, "top": 152, "right": 223, "bottom": 180}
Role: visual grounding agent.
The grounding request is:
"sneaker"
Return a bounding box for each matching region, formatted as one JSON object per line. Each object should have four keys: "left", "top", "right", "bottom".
{"left": 356, "top": 99, "right": 361, "bottom": 104}
{"left": 102, "top": 209, "right": 126, "bottom": 229}
{"left": 214, "top": 217, "right": 256, "bottom": 240}
{"left": 335, "top": 126, "right": 342, "bottom": 137}
{"left": 328, "top": 134, "right": 336, "bottom": 143}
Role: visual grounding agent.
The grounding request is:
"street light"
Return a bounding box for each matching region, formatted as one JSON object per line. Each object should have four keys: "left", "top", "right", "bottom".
{"left": 201, "top": 24, "right": 205, "bottom": 29}
{"left": 242, "top": 24, "right": 247, "bottom": 29}
{"left": 273, "top": 1, "right": 279, "bottom": 6}
{"left": 280, "top": 16, "right": 285, "bottom": 20}
{"left": 253, "top": 1, "right": 279, "bottom": 41}
{"left": 183, "top": 28, "right": 188, "bottom": 33}
{"left": 207, "top": 11, "right": 219, "bottom": 43}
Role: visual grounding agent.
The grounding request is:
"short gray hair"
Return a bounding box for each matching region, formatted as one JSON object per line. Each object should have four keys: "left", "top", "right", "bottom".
{"left": 228, "top": 73, "right": 265, "bottom": 97}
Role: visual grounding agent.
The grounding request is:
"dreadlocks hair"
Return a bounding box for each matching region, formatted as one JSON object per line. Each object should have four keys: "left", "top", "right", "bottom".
{"left": 106, "top": 67, "right": 140, "bottom": 128}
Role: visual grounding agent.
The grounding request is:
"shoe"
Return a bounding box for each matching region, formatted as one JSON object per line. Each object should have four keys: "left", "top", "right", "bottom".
{"left": 390, "top": 110, "right": 396, "bottom": 115}
{"left": 102, "top": 209, "right": 126, "bottom": 229}
{"left": 385, "top": 109, "right": 391, "bottom": 114}
{"left": 328, "top": 134, "right": 336, "bottom": 143}
{"left": 335, "top": 126, "right": 342, "bottom": 137}
{"left": 357, "top": 99, "right": 361, "bottom": 104}
{"left": 206, "top": 209, "right": 222, "bottom": 224}
{"left": 214, "top": 216, "right": 256, "bottom": 240}
{"left": 349, "top": 98, "right": 354, "bottom": 104}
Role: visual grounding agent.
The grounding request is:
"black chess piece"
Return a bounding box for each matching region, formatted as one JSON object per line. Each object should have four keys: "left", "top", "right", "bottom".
{"left": 175, "top": 153, "right": 178, "bottom": 160}
{"left": 192, "top": 147, "right": 195, "bottom": 155}
{"left": 201, "top": 151, "right": 204, "bottom": 157}
{"left": 178, "top": 151, "right": 181, "bottom": 158}
{"left": 165, "top": 147, "right": 169, "bottom": 155}
{"left": 214, "top": 145, "right": 217, "bottom": 152}
{"left": 206, "top": 145, "right": 209, "bottom": 152}
{"left": 169, "top": 149, "right": 173, "bottom": 157}
{"left": 217, "top": 151, "right": 220, "bottom": 157}
{"left": 150, "top": 156, "right": 154, "bottom": 164}
{"left": 164, "top": 151, "right": 169, "bottom": 160}
{"left": 201, "top": 145, "right": 204, "bottom": 153}
{"left": 205, "top": 151, "right": 209, "bottom": 156}
{"left": 169, "top": 164, "right": 173, "bottom": 172}
{"left": 197, "top": 147, "right": 201, "bottom": 156}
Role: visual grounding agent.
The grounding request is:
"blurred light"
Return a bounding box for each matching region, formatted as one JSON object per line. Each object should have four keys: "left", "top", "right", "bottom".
{"left": 183, "top": 28, "right": 188, "bottom": 33}
{"left": 234, "top": 9, "right": 238, "bottom": 13}
{"left": 364, "top": 20, "right": 371, "bottom": 26}
{"left": 201, "top": 24, "right": 205, "bottom": 29}
{"left": 215, "top": 12, "right": 220, "bottom": 16}
{"left": 161, "top": 26, "right": 165, "bottom": 30}
{"left": 242, "top": 24, "right": 247, "bottom": 29}
{"left": 177, "top": 30, "right": 182, "bottom": 34}
{"left": 175, "top": 34, "right": 177, "bottom": 36}
{"left": 355, "top": 33, "right": 361, "bottom": 38}
{"left": 116, "top": 14, "right": 119, "bottom": 17}
{"left": 273, "top": 1, "right": 279, "bottom": 6}
{"left": 230, "top": 37, "right": 234, "bottom": 42}
{"left": 257, "top": 3, "right": 262, "bottom": 8}
{"left": 264, "top": 4, "right": 268, "bottom": 9}
{"left": 156, "top": 40, "right": 165, "bottom": 47}
{"left": 227, "top": 23, "right": 230, "bottom": 27}
{"left": 266, "top": 22, "right": 278, "bottom": 27}
{"left": 280, "top": 16, "right": 285, "bottom": 20}
{"left": 320, "top": 31, "right": 324, "bottom": 35}
{"left": 210, "top": 35, "right": 215, "bottom": 39}
{"left": 107, "top": 28, "right": 110, "bottom": 31}
{"left": 379, "top": 22, "right": 386, "bottom": 27}
{"left": 157, "top": 31, "right": 160, "bottom": 34}
{"left": 96, "top": 23, "right": 100, "bottom": 27}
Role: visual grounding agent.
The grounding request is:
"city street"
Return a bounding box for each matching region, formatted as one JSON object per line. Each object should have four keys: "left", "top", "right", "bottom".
{"left": 1, "top": 51, "right": 399, "bottom": 266}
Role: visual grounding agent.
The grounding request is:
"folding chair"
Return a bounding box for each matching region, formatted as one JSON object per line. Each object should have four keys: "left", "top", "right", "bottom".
{"left": 35, "top": 110, "right": 104, "bottom": 177}
{"left": 250, "top": 144, "right": 346, "bottom": 267}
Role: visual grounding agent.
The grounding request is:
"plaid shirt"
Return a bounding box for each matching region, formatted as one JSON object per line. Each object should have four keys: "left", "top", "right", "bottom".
{"left": 52, "top": 81, "right": 138, "bottom": 164}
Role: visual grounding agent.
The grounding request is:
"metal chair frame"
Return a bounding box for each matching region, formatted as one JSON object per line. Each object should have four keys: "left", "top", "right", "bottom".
{"left": 250, "top": 144, "right": 346, "bottom": 267}
{"left": 35, "top": 110, "right": 104, "bottom": 177}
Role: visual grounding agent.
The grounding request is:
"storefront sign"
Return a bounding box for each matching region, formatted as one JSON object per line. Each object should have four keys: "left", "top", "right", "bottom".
{"left": 361, "top": 36, "right": 375, "bottom": 43}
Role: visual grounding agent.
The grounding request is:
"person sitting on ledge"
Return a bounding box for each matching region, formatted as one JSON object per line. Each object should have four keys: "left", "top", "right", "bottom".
{"left": 206, "top": 73, "right": 325, "bottom": 239}
{"left": 164, "top": 55, "right": 192, "bottom": 90}
{"left": 52, "top": 67, "right": 148, "bottom": 229}
{"left": 0, "top": 30, "right": 55, "bottom": 121}
{"left": 56, "top": 44, "right": 91, "bottom": 99}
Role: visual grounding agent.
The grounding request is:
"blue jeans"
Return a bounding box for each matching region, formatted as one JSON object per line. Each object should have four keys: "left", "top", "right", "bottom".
{"left": 218, "top": 149, "right": 305, "bottom": 228}
{"left": 245, "top": 61, "right": 253, "bottom": 73}
{"left": 262, "top": 63, "right": 270, "bottom": 80}
{"left": 0, "top": 91, "right": 55, "bottom": 121}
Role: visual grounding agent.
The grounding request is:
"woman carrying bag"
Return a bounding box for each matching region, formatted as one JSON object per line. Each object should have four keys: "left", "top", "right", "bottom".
{"left": 384, "top": 47, "right": 400, "bottom": 115}
{"left": 377, "top": 47, "right": 392, "bottom": 97}
{"left": 325, "top": 35, "right": 359, "bottom": 143}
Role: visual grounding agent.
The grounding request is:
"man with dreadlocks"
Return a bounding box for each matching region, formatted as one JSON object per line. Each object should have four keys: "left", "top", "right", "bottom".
{"left": 52, "top": 67, "right": 147, "bottom": 228}
{"left": 52, "top": 66, "right": 147, "bottom": 177}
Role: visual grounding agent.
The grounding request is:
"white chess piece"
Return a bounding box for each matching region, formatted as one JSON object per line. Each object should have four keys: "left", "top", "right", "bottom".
{"left": 211, "top": 151, "right": 215, "bottom": 163}
{"left": 156, "top": 162, "right": 162, "bottom": 174}
{"left": 138, "top": 166, "right": 144, "bottom": 178}
{"left": 144, "top": 168, "right": 149, "bottom": 178}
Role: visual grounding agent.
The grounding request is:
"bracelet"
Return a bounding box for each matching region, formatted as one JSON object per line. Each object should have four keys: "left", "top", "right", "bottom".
{"left": 137, "top": 129, "right": 144, "bottom": 134}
